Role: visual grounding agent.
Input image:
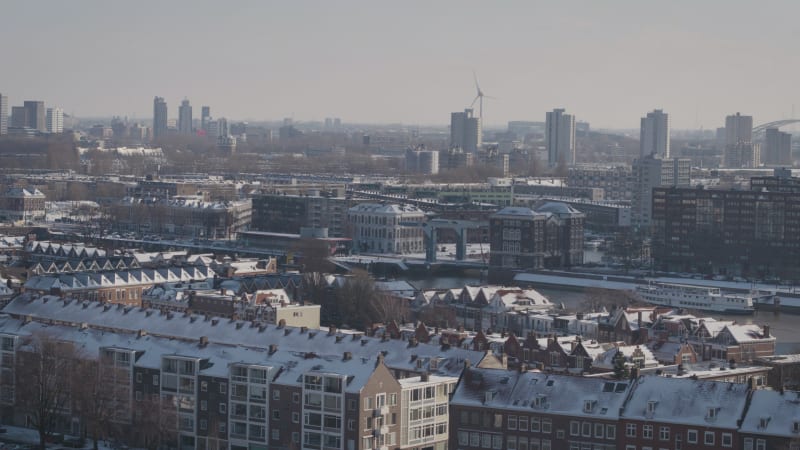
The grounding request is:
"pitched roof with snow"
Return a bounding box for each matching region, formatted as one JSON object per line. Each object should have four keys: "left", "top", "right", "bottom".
{"left": 451, "top": 367, "right": 633, "bottom": 420}
{"left": 2, "top": 294, "right": 483, "bottom": 377}
{"left": 739, "top": 389, "right": 800, "bottom": 438}
{"left": 622, "top": 376, "right": 749, "bottom": 429}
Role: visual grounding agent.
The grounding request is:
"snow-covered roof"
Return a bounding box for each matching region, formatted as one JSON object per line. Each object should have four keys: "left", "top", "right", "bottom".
{"left": 2, "top": 294, "right": 483, "bottom": 377}
{"left": 23, "top": 266, "right": 215, "bottom": 291}
{"left": 348, "top": 203, "right": 424, "bottom": 214}
{"left": 451, "top": 367, "right": 633, "bottom": 420}
{"left": 493, "top": 207, "right": 539, "bottom": 218}
{"left": 739, "top": 389, "right": 800, "bottom": 438}
{"left": 622, "top": 376, "right": 749, "bottom": 429}
{"left": 534, "top": 201, "right": 584, "bottom": 216}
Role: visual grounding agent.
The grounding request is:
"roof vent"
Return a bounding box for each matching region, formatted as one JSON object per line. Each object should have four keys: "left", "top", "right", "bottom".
{"left": 269, "top": 344, "right": 278, "bottom": 355}
{"left": 137, "top": 329, "right": 147, "bottom": 338}
{"left": 343, "top": 352, "right": 352, "bottom": 361}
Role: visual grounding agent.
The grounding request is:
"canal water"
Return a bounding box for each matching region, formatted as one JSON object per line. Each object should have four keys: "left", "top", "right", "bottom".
{"left": 403, "top": 275, "right": 800, "bottom": 355}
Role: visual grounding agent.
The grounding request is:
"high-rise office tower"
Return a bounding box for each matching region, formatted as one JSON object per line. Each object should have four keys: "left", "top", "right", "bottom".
{"left": 10, "top": 107, "right": 26, "bottom": 128}
{"left": 0, "top": 93, "right": 7, "bottom": 135}
{"left": 723, "top": 112, "right": 755, "bottom": 167}
{"left": 632, "top": 154, "right": 691, "bottom": 230}
{"left": 23, "top": 101, "right": 45, "bottom": 131}
{"left": 640, "top": 109, "right": 670, "bottom": 158}
{"left": 546, "top": 108, "right": 576, "bottom": 167}
{"left": 450, "top": 108, "right": 481, "bottom": 152}
{"left": 178, "top": 99, "right": 193, "bottom": 135}
{"left": 217, "top": 117, "right": 229, "bottom": 137}
{"left": 201, "top": 106, "right": 210, "bottom": 132}
{"left": 46, "top": 108, "right": 63, "bottom": 133}
{"left": 764, "top": 128, "right": 792, "bottom": 166}
{"left": 152, "top": 96, "right": 168, "bottom": 139}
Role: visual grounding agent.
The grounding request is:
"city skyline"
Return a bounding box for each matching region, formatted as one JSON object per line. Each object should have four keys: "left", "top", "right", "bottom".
{"left": 3, "top": 1, "right": 800, "bottom": 129}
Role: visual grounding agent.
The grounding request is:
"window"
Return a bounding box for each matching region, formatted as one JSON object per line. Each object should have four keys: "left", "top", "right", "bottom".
{"left": 136, "top": 372, "right": 142, "bottom": 383}
{"left": 458, "top": 432, "right": 469, "bottom": 446}
{"left": 481, "top": 433, "right": 491, "bottom": 448}
{"left": 272, "top": 410, "right": 280, "bottom": 420}
{"left": 508, "top": 436, "right": 517, "bottom": 450}
{"left": 626, "top": 423, "right": 637, "bottom": 437}
{"left": 219, "top": 423, "right": 226, "bottom": 433}
{"left": 491, "top": 435, "right": 503, "bottom": 450}
{"left": 272, "top": 429, "right": 279, "bottom": 441}
{"left": 581, "top": 422, "right": 591, "bottom": 437}
{"left": 687, "top": 430, "right": 698, "bottom": 444}
{"left": 389, "top": 393, "right": 397, "bottom": 405}
{"left": 220, "top": 382, "right": 227, "bottom": 394}
{"left": 199, "top": 419, "right": 207, "bottom": 431}
{"left": 364, "top": 397, "right": 374, "bottom": 410}
{"left": 219, "top": 403, "right": 227, "bottom": 414}
{"left": 135, "top": 391, "right": 142, "bottom": 401}
{"left": 293, "top": 432, "right": 300, "bottom": 443}
{"left": 659, "top": 426, "right": 670, "bottom": 441}
{"left": 273, "top": 390, "right": 280, "bottom": 400}
{"left": 542, "top": 419, "right": 551, "bottom": 434}
{"left": 293, "top": 412, "right": 300, "bottom": 423}
{"left": 721, "top": 433, "right": 732, "bottom": 447}
{"left": 594, "top": 423, "right": 604, "bottom": 438}
{"left": 519, "top": 417, "right": 528, "bottom": 431}
{"left": 606, "top": 425, "right": 616, "bottom": 440}
{"left": 704, "top": 431, "right": 714, "bottom": 445}
{"left": 570, "top": 421, "right": 580, "bottom": 436}
{"left": 200, "top": 400, "right": 207, "bottom": 411}
{"left": 643, "top": 424, "right": 653, "bottom": 439}
{"left": 531, "top": 417, "right": 540, "bottom": 432}
{"left": 509, "top": 415, "right": 518, "bottom": 430}
{"left": 153, "top": 375, "right": 159, "bottom": 385}
{"left": 755, "top": 439, "right": 766, "bottom": 450}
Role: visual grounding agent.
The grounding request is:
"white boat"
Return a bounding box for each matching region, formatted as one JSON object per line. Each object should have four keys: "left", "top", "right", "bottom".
{"left": 634, "top": 281, "right": 770, "bottom": 314}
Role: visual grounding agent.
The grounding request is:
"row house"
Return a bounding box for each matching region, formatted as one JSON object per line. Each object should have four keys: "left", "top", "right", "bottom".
{"left": 691, "top": 322, "right": 775, "bottom": 363}
{"left": 450, "top": 367, "right": 631, "bottom": 450}
{"left": 24, "top": 240, "right": 107, "bottom": 262}
{"left": 27, "top": 256, "right": 141, "bottom": 276}
{"left": 619, "top": 376, "right": 749, "bottom": 450}
{"left": 21, "top": 266, "right": 216, "bottom": 306}
{"left": 451, "top": 367, "right": 800, "bottom": 450}
{"left": 0, "top": 298, "right": 478, "bottom": 450}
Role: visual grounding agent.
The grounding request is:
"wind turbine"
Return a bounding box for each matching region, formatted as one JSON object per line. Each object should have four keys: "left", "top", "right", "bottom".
{"left": 470, "top": 72, "right": 494, "bottom": 123}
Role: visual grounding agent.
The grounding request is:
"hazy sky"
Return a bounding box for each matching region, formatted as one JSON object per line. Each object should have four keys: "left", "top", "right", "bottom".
{"left": 3, "top": 0, "right": 799, "bottom": 129}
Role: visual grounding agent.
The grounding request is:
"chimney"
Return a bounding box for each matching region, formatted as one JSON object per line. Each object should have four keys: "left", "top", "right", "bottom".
{"left": 277, "top": 319, "right": 286, "bottom": 328}
{"left": 335, "top": 335, "right": 344, "bottom": 343}
{"left": 199, "top": 336, "right": 209, "bottom": 348}
{"left": 352, "top": 333, "right": 362, "bottom": 341}
{"left": 375, "top": 352, "right": 384, "bottom": 368}
{"left": 284, "top": 328, "right": 291, "bottom": 336}
{"left": 343, "top": 351, "right": 352, "bottom": 361}
{"left": 638, "top": 311, "right": 643, "bottom": 328}
{"left": 763, "top": 325, "right": 770, "bottom": 338}
{"left": 630, "top": 366, "right": 640, "bottom": 380}
{"left": 212, "top": 318, "right": 219, "bottom": 326}
{"left": 501, "top": 354, "right": 508, "bottom": 369}
{"left": 421, "top": 372, "right": 429, "bottom": 382}
{"left": 518, "top": 363, "right": 528, "bottom": 373}
{"left": 138, "top": 329, "right": 147, "bottom": 338}
{"left": 300, "top": 326, "right": 308, "bottom": 334}
{"left": 408, "top": 337, "right": 418, "bottom": 348}
{"left": 269, "top": 344, "right": 278, "bottom": 355}
{"left": 328, "top": 326, "right": 337, "bottom": 336}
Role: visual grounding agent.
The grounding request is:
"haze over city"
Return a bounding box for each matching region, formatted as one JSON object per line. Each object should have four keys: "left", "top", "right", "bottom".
{"left": 3, "top": 0, "right": 799, "bottom": 129}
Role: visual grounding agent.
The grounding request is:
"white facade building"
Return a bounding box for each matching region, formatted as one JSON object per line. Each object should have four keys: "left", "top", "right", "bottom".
{"left": 348, "top": 203, "right": 425, "bottom": 254}
{"left": 46, "top": 107, "right": 63, "bottom": 133}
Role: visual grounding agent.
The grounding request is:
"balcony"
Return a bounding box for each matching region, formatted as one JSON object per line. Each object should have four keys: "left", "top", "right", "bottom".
{"left": 373, "top": 405, "right": 389, "bottom": 417}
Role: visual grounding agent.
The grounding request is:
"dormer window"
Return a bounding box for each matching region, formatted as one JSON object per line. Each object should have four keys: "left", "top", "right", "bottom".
{"left": 533, "top": 394, "right": 547, "bottom": 408}
{"left": 583, "top": 400, "right": 596, "bottom": 413}
{"left": 759, "top": 416, "right": 771, "bottom": 429}
{"left": 792, "top": 420, "right": 800, "bottom": 434}
{"left": 647, "top": 400, "right": 658, "bottom": 414}
{"left": 707, "top": 407, "right": 718, "bottom": 420}
{"left": 484, "top": 391, "right": 495, "bottom": 404}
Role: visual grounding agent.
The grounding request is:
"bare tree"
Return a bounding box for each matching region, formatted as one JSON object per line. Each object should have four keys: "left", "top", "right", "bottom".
{"left": 72, "top": 358, "right": 130, "bottom": 450}
{"left": 292, "top": 238, "right": 334, "bottom": 273}
{"left": 16, "top": 332, "right": 85, "bottom": 450}
{"left": 369, "top": 292, "right": 411, "bottom": 326}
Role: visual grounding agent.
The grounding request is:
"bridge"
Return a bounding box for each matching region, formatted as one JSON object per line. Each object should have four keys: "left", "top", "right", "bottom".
{"left": 752, "top": 119, "right": 800, "bottom": 140}
{"left": 400, "top": 219, "right": 487, "bottom": 263}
